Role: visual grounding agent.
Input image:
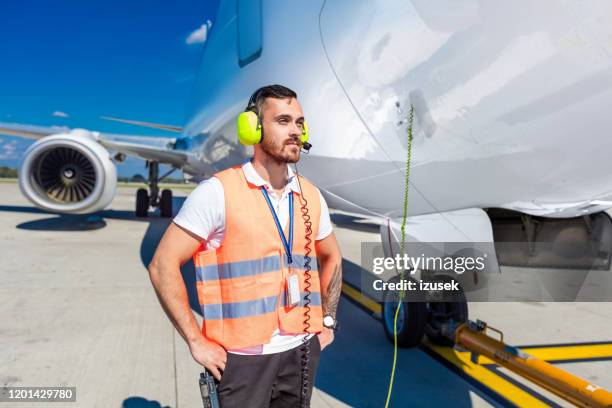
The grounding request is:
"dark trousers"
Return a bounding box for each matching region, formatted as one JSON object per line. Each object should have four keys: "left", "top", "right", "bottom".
{"left": 217, "top": 335, "right": 321, "bottom": 408}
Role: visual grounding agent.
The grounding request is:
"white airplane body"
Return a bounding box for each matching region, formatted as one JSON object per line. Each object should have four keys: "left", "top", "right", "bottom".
{"left": 3, "top": 0, "right": 612, "bottom": 269}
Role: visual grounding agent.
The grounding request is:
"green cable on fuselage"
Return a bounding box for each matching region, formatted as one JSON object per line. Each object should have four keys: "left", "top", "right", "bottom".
{"left": 385, "top": 104, "right": 414, "bottom": 408}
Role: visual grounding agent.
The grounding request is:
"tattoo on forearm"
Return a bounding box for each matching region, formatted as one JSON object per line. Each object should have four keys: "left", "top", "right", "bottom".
{"left": 323, "top": 263, "right": 342, "bottom": 319}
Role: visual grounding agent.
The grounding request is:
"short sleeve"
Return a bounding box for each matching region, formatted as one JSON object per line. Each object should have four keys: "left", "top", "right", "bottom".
{"left": 316, "top": 188, "right": 333, "bottom": 241}
{"left": 172, "top": 177, "right": 225, "bottom": 243}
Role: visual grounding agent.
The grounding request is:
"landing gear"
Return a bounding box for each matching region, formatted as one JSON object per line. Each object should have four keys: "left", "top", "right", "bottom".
{"left": 382, "top": 274, "right": 468, "bottom": 348}
{"left": 135, "top": 161, "right": 178, "bottom": 218}
{"left": 424, "top": 275, "right": 468, "bottom": 346}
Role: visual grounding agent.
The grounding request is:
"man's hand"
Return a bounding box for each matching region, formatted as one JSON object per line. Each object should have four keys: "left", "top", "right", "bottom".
{"left": 189, "top": 337, "right": 227, "bottom": 381}
{"left": 317, "top": 327, "right": 335, "bottom": 351}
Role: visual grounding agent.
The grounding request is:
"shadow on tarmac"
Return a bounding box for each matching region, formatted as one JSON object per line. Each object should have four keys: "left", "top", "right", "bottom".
{"left": 318, "top": 296, "right": 483, "bottom": 407}
{"left": 121, "top": 396, "right": 171, "bottom": 408}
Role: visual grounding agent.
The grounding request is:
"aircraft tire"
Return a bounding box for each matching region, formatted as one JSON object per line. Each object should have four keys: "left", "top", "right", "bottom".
{"left": 160, "top": 189, "right": 173, "bottom": 218}
{"left": 136, "top": 188, "right": 149, "bottom": 217}
{"left": 382, "top": 275, "right": 427, "bottom": 348}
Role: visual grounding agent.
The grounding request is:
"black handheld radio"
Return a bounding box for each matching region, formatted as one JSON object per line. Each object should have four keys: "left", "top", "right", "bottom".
{"left": 199, "top": 370, "right": 220, "bottom": 408}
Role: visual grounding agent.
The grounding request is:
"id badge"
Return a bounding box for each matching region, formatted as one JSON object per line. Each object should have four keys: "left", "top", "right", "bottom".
{"left": 286, "top": 273, "right": 301, "bottom": 307}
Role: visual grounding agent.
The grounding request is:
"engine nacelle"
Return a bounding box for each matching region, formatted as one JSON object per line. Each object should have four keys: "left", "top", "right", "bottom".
{"left": 19, "top": 130, "right": 117, "bottom": 214}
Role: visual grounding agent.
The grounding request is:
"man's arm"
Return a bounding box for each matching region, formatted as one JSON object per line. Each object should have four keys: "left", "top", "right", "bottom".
{"left": 316, "top": 232, "right": 342, "bottom": 318}
{"left": 315, "top": 232, "right": 342, "bottom": 349}
{"left": 147, "top": 222, "right": 226, "bottom": 380}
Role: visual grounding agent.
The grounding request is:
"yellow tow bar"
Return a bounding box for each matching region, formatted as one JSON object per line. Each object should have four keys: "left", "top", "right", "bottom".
{"left": 453, "top": 320, "right": 612, "bottom": 408}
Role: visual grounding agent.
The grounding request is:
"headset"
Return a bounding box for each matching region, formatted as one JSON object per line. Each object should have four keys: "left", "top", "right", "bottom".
{"left": 236, "top": 87, "right": 312, "bottom": 152}
{"left": 236, "top": 88, "right": 314, "bottom": 407}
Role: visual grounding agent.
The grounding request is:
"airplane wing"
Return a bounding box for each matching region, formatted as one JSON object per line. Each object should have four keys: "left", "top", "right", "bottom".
{"left": 0, "top": 121, "right": 195, "bottom": 170}
{"left": 98, "top": 136, "right": 187, "bottom": 168}
{"left": 99, "top": 116, "right": 183, "bottom": 133}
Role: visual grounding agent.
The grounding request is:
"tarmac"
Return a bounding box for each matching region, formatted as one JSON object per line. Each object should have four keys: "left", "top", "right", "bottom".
{"left": 0, "top": 180, "right": 611, "bottom": 407}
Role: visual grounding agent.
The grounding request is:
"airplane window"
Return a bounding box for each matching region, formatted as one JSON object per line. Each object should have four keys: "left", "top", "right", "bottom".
{"left": 237, "top": 0, "right": 262, "bottom": 67}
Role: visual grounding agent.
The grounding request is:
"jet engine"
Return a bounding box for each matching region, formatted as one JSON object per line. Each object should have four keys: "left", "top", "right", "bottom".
{"left": 18, "top": 130, "right": 116, "bottom": 214}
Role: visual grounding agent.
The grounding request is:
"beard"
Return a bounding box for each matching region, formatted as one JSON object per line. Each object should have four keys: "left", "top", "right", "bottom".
{"left": 260, "top": 135, "right": 301, "bottom": 164}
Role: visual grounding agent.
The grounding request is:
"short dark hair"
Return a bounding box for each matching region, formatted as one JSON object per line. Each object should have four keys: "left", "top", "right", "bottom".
{"left": 247, "top": 84, "right": 298, "bottom": 115}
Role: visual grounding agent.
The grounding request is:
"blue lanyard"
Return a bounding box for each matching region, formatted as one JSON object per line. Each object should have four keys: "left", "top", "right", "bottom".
{"left": 261, "top": 188, "right": 294, "bottom": 265}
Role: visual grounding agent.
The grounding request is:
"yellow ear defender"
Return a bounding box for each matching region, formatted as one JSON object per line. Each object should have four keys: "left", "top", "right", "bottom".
{"left": 236, "top": 90, "right": 310, "bottom": 148}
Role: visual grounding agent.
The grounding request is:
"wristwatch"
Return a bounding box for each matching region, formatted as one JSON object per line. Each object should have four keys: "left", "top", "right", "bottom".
{"left": 323, "top": 315, "right": 338, "bottom": 331}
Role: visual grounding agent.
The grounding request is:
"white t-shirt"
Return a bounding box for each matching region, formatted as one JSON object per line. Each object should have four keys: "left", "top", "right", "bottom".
{"left": 173, "top": 159, "right": 332, "bottom": 355}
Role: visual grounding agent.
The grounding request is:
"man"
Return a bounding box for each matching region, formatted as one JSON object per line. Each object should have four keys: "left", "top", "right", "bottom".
{"left": 147, "top": 84, "right": 343, "bottom": 407}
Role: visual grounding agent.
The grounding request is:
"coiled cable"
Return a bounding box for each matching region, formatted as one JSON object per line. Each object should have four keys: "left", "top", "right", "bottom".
{"left": 294, "top": 162, "right": 313, "bottom": 408}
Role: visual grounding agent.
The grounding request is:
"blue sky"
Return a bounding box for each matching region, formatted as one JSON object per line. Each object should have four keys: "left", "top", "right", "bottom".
{"left": 0, "top": 0, "right": 219, "bottom": 177}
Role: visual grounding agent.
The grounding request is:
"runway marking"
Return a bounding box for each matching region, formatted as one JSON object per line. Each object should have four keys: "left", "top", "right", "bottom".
{"left": 341, "top": 283, "right": 381, "bottom": 314}
{"left": 423, "top": 342, "right": 549, "bottom": 407}
{"left": 340, "top": 281, "right": 612, "bottom": 407}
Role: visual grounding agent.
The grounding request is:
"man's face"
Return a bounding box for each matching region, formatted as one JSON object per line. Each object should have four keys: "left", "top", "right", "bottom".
{"left": 258, "top": 97, "right": 304, "bottom": 164}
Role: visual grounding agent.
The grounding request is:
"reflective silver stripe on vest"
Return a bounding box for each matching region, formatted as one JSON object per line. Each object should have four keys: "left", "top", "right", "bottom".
{"left": 201, "top": 292, "right": 321, "bottom": 320}
{"left": 202, "top": 295, "right": 278, "bottom": 320}
{"left": 197, "top": 254, "right": 318, "bottom": 282}
{"left": 279, "top": 291, "right": 322, "bottom": 308}
{"left": 281, "top": 254, "right": 317, "bottom": 271}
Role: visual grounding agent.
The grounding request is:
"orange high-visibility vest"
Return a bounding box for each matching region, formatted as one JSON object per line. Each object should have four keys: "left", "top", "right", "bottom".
{"left": 193, "top": 165, "right": 324, "bottom": 349}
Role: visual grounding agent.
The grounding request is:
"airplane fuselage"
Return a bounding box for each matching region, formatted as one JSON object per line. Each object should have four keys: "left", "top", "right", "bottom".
{"left": 180, "top": 0, "right": 612, "bottom": 221}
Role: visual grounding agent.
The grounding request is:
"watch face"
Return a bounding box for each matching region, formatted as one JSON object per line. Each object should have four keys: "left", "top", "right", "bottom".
{"left": 323, "top": 316, "right": 334, "bottom": 326}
